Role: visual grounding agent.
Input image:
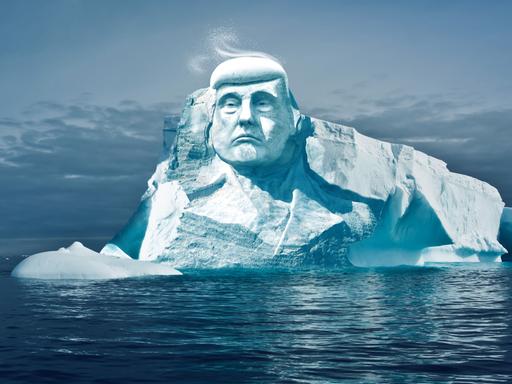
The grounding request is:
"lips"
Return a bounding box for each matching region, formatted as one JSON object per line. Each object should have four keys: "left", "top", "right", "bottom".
{"left": 231, "top": 134, "right": 262, "bottom": 144}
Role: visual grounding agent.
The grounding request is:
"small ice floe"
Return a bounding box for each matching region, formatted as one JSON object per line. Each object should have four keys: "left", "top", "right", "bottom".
{"left": 11, "top": 242, "right": 181, "bottom": 280}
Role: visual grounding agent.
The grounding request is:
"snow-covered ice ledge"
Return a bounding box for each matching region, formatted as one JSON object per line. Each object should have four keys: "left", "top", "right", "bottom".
{"left": 11, "top": 242, "right": 181, "bottom": 280}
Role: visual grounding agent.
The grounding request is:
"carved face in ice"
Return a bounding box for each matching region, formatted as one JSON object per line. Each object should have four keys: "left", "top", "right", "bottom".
{"left": 210, "top": 78, "right": 296, "bottom": 167}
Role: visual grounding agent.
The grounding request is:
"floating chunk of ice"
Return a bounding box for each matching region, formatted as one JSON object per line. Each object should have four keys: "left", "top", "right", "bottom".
{"left": 11, "top": 242, "right": 181, "bottom": 280}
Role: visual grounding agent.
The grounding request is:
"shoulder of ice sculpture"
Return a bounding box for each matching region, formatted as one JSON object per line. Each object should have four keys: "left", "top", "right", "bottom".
{"left": 103, "top": 56, "right": 508, "bottom": 267}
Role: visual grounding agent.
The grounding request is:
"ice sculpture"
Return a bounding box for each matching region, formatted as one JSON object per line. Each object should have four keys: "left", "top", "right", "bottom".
{"left": 101, "top": 57, "right": 509, "bottom": 267}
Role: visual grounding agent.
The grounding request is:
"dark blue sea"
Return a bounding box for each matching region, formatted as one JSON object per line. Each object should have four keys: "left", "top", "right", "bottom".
{"left": 2, "top": 255, "right": 512, "bottom": 383}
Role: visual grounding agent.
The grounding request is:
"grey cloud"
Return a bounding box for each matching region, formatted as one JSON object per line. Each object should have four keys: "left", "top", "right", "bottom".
{"left": 0, "top": 118, "right": 22, "bottom": 128}
{"left": 398, "top": 137, "right": 473, "bottom": 144}
{"left": 362, "top": 94, "right": 420, "bottom": 109}
{"left": 0, "top": 100, "right": 180, "bottom": 254}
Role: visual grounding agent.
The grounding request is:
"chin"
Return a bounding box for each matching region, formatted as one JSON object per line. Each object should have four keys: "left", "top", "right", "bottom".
{"left": 231, "top": 145, "right": 264, "bottom": 163}
{"left": 217, "top": 145, "right": 279, "bottom": 168}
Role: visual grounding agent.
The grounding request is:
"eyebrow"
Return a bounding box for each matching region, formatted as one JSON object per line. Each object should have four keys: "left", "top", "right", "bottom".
{"left": 217, "top": 93, "right": 241, "bottom": 104}
{"left": 251, "top": 90, "right": 277, "bottom": 100}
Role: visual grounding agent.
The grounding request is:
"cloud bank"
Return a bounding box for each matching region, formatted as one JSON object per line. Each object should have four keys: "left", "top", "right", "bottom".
{"left": 0, "top": 100, "right": 180, "bottom": 255}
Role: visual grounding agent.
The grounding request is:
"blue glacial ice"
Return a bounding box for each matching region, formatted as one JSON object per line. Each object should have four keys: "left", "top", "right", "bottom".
{"left": 101, "top": 57, "right": 509, "bottom": 268}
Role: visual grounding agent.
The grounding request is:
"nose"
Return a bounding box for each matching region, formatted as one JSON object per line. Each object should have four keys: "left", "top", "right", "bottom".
{"left": 238, "top": 99, "right": 254, "bottom": 125}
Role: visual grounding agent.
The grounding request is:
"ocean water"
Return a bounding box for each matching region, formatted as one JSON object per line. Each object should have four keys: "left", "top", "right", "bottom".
{"left": 2, "top": 255, "right": 512, "bottom": 383}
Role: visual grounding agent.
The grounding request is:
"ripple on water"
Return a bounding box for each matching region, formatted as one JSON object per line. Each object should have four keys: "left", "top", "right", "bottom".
{"left": 2, "top": 258, "right": 512, "bottom": 383}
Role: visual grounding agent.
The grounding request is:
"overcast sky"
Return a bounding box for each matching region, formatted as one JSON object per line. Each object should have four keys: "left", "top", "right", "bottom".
{"left": 1, "top": 0, "right": 511, "bottom": 256}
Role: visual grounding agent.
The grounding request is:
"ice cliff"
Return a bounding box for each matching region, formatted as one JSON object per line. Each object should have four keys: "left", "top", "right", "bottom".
{"left": 102, "top": 88, "right": 507, "bottom": 267}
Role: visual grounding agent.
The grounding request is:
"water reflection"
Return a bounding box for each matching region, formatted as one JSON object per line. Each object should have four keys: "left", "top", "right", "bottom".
{"left": 2, "top": 260, "right": 512, "bottom": 383}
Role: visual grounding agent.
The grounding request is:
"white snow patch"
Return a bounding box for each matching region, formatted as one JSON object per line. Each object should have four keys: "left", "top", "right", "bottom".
{"left": 11, "top": 242, "right": 181, "bottom": 280}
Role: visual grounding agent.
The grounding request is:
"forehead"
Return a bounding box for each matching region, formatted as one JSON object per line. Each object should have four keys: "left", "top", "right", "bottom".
{"left": 215, "top": 78, "right": 286, "bottom": 100}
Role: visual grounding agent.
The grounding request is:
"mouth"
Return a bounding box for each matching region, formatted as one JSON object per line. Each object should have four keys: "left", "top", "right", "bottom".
{"left": 231, "top": 134, "right": 262, "bottom": 144}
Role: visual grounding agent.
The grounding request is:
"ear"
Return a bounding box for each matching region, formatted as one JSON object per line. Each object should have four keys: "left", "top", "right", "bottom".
{"left": 293, "top": 108, "right": 302, "bottom": 131}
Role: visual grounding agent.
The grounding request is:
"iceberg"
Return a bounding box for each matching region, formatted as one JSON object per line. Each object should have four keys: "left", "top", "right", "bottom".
{"left": 499, "top": 207, "right": 512, "bottom": 261}
{"left": 101, "top": 57, "right": 509, "bottom": 267}
{"left": 12, "top": 242, "right": 181, "bottom": 280}
{"left": 11, "top": 56, "right": 509, "bottom": 276}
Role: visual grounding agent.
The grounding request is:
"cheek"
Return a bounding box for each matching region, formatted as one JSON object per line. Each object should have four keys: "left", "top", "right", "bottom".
{"left": 212, "top": 116, "right": 233, "bottom": 142}
{"left": 260, "top": 114, "right": 293, "bottom": 145}
{"left": 259, "top": 117, "right": 277, "bottom": 139}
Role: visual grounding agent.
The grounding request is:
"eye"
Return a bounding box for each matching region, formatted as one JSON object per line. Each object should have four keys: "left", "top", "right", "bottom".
{"left": 255, "top": 99, "right": 273, "bottom": 112}
{"left": 252, "top": 92, "right": 275, "bottom": 112}
{"left": 219, "top": 97, "right": 240, "bottom": 114}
